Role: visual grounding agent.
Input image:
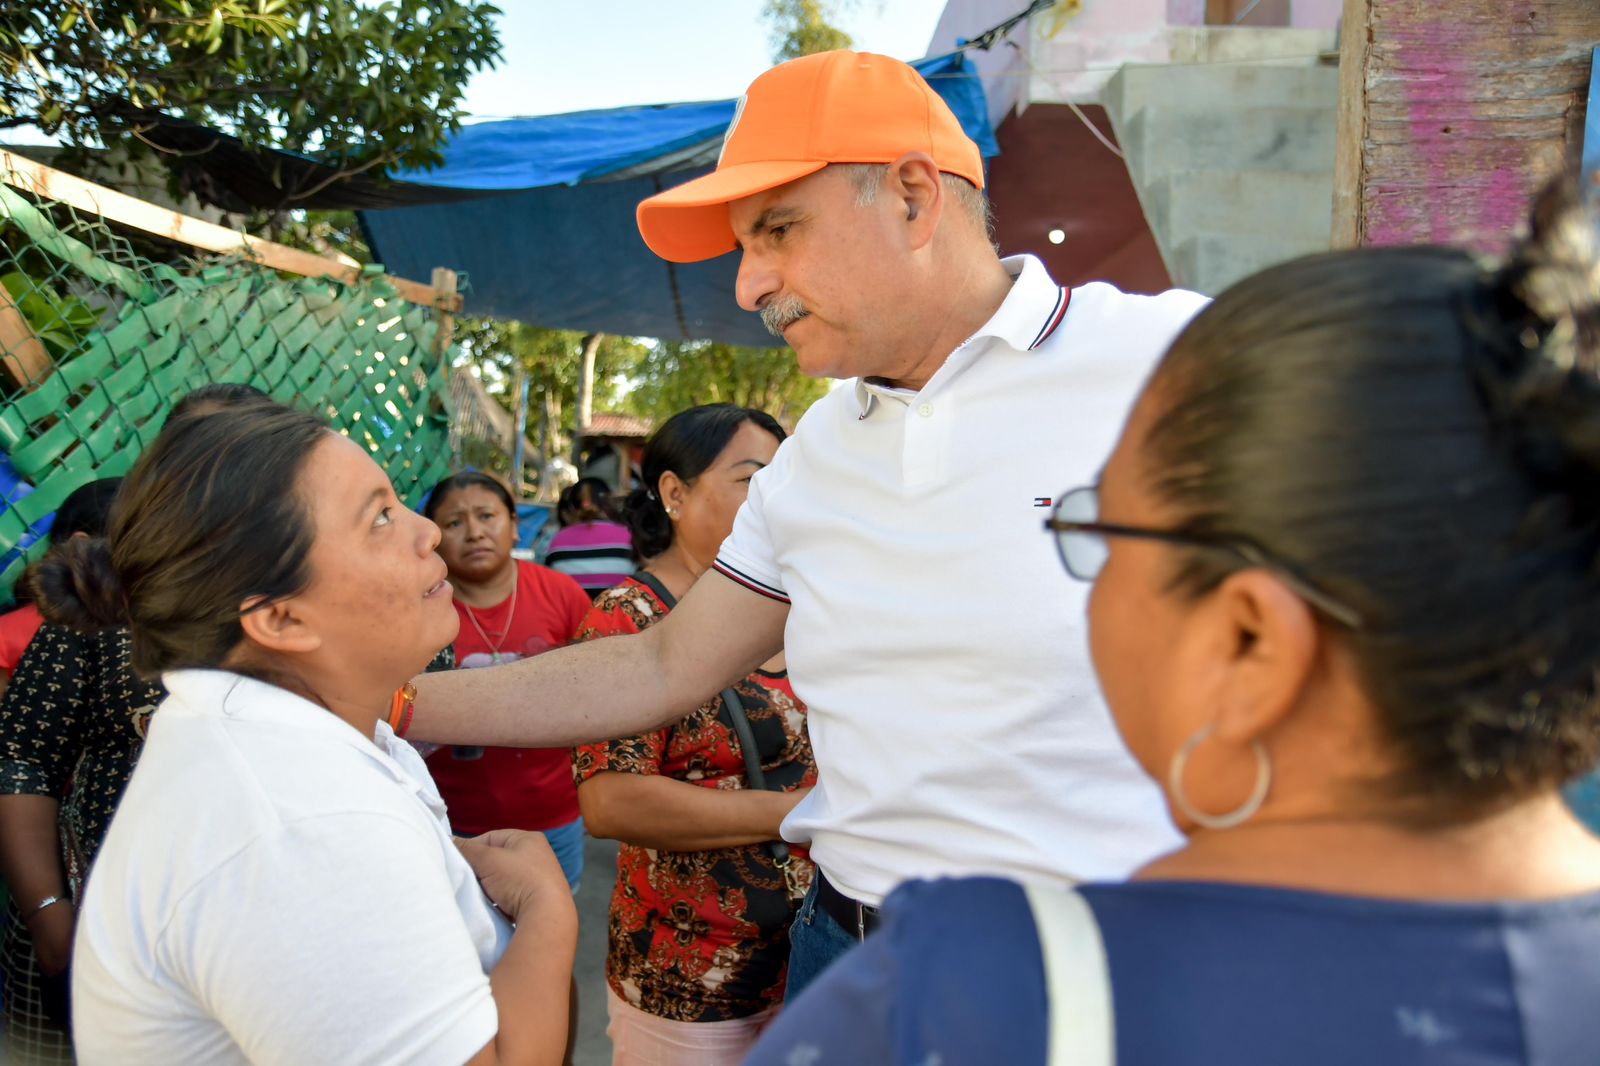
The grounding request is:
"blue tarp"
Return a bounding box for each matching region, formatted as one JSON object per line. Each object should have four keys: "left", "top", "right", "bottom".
{"left": 395, "top": 99, "right": 745, "bottom": 191}
{"left": 359, "top": 52, "right": 997, "bottom": 347}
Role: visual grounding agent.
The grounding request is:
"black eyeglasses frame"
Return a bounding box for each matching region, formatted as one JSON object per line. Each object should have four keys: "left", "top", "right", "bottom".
{"left": 1042, "top": 490, "right": 1364, "bottom": 631}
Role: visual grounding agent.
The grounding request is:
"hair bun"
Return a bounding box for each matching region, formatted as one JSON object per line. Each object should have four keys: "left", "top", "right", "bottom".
{"left": 1474, "top": 176, "right": 1600, "bottom": 495}
{"left": 622, "top": 485, "right": 672, "bottom": 560}
{"left": 27, "top": 535, "right": 128, "bottom": 631}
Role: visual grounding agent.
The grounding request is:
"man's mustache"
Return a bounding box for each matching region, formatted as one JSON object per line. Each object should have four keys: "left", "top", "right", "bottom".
{"left": 760, "top": 294, "right": 809, "bottom": 337}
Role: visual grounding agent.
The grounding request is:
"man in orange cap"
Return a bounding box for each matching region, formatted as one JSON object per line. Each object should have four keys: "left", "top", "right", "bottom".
{"left": 409, "top": 49, "right": 1208, "bottom": 998}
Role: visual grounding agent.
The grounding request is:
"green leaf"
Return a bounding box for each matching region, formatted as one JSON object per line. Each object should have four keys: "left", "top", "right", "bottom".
{"left": 57, "top": 9, "right": 78, "bottom": 33}
{"left": 0, "top": 272, "right": 30, "bottom": 302}
{"left": 13, "top": 0, "right": 506, "bottom": 194}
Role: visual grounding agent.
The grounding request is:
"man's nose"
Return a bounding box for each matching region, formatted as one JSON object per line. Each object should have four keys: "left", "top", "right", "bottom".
{"left": 735, "top": 249, "right": 779, "bottom": 313}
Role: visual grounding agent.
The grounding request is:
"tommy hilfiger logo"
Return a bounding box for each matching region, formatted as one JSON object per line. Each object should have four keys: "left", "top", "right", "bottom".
{"left": 1034, "top": 497, "right": 1052, "bottom": 508}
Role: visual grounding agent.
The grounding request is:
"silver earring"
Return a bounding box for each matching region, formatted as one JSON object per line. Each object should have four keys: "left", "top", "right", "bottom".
{"left": 1167, "top": 724, "right": 1271, "bottom": 831}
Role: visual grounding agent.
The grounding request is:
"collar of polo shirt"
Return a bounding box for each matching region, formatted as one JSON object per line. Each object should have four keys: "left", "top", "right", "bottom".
{"left": 854, "top": 255, "right": 1071, "bottom": 418}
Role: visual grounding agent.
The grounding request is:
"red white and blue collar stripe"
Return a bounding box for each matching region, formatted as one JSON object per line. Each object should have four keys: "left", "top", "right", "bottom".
{"left": 1029, "top": 286, "right": 1071, "bottom": 350}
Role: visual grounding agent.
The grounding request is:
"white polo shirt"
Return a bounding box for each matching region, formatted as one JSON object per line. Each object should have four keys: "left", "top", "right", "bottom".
{"left": 73, "top": 669, "right": 512, "bottom": 1066}
{"left": 714, "top": 255, "right": 1209, "bottom": 905}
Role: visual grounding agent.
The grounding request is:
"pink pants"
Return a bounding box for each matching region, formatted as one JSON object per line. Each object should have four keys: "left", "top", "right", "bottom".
{"left": 604, "top": 987, "right": 778, "bottom": 1066}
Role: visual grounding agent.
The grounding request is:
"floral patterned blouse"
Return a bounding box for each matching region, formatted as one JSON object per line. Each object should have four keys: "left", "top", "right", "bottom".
{"left": 0, "top": 624, "right": 161, "bottom": 896}
{"left": 573, "top": 577, "right": 817, "bottom": 1021}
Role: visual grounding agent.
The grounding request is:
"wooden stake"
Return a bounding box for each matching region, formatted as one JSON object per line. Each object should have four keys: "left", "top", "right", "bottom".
{"left": 0, "top": 149, "right": 462, "bottom": 310}
{"left": 430, "top": 267, "right": 459, "bottom": 369}
{"left": 0, "top": 284, "right": 51, "bottom": 389}
{"left": 1330, "top": 0, "right": 1371, "bottom": 249}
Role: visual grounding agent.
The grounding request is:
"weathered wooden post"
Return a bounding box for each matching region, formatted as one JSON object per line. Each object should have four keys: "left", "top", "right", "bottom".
{"left": 1333, "top": 0, "right": 1600, "bottom": 252}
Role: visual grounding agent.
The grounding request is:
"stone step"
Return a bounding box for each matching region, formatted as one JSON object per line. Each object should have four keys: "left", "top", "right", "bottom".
{"left": 1107, "top": 62, "right": 1339, "bottom": 125}
{"left": 1166, "top": 26, "right": 1337, "bottom": 67}
{"left": 1122, "top": 103, "right": 1337, "bottom": 189}
{"left": 1170, "top": 232, "right": 1334, "bottom": 295}
{"left": 1144, "top": 169, "right": 1334, "bottom": 252}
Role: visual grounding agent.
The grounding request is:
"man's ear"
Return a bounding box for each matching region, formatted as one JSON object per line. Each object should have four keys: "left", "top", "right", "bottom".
{"left": 884, "top": 152, "right": 943, "bottom": 250}
{"left": 237, "top": 595, "right": 322, "bottom": 656}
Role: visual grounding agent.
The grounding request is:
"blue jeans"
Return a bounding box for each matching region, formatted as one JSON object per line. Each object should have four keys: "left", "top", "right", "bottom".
{"left": 541, "top": 816, "right": 585, "bottom": 893}
{"left": 785, "top": 878, "right": 863, "bottom": 1002}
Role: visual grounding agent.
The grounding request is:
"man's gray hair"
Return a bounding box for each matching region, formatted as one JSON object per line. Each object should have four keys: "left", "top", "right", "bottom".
{"left": 841, "top": 163, "right": 995, "bottom": 245}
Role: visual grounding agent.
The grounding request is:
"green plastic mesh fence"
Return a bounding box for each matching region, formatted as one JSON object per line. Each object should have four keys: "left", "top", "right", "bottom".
{"left": 0, "top": 183, "right": 459, "bottom": 601}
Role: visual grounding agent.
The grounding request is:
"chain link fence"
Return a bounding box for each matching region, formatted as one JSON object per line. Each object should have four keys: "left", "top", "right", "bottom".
{"left": 0, "top": 180, "right": 462, "bottom": 602}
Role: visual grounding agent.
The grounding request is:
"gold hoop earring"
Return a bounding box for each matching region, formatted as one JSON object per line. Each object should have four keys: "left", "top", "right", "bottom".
{"left": 1167, "top": 724, "right": 1271, "bottom": 831}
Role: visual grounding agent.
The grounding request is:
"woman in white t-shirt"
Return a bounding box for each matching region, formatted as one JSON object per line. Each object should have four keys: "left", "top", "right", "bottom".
{"left": 36, "top": 398, "right": 577, "bottom": 1065}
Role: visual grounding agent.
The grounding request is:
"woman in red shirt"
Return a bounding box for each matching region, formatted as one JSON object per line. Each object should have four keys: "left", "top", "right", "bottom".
{"left": 423, "top": 471, "right": 592, "bottom": 889}
{"left": 573, "top": 405, "right": 815, "bottom": 1066}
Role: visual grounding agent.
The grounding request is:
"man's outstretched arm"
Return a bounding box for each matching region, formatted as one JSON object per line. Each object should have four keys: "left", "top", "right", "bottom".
{"left": 407, "top": 569, "right": 788, "bottom": 747}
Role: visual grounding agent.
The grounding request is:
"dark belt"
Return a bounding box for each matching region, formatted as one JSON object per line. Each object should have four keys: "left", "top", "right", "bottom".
{"left": 815, "top": 871, "right": 882, "bottom": 940}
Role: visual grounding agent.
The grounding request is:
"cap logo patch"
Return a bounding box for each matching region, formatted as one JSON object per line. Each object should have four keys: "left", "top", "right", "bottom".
{"left": 718, "top": 94, "right": 749, "bottom": 167}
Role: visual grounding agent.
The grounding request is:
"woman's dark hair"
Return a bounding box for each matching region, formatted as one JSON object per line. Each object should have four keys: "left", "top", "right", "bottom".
{"left": 1138, "top": 177, "right": 1600, "bottom": 819}
{"left": 51, "top": 477, "right": 121, "bottom": 542}
{"left": 31, "top": 402, "right": 329, "bottom": 677}
{"left": 8, "top": 477, "right": 123, "bottom": 608}
{"left": 623, "top": 404, "right": 786, "bottom": 559}
{"left": 170, "top": 382, "right": 272, "bottom": 421}
{"left": 557, "top": 477, "right": 616, "bottom": 526}
{"left": 422, "top": 470, "right": 516, "bottom": 524}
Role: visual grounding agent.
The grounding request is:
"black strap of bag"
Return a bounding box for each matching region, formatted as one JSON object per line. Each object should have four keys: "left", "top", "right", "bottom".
{"left": 631, "top": 571, "right": 793, "bottom": 870}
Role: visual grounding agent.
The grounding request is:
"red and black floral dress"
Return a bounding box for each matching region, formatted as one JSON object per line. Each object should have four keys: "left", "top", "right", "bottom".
{"left": 573, "top": 577, "right": 816, "bottom": 1022}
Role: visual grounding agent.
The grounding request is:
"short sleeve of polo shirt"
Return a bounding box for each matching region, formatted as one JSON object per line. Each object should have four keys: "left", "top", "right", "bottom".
{"left": 711, "top": 441, "right": 791, "bottom": 604}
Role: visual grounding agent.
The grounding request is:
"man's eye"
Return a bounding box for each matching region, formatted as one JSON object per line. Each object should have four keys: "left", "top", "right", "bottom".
{"left": 771, "top": 223, "right": 790, "bottom": 240}
{"left": 374, "top": 506, "right": 393, "bottom": 528}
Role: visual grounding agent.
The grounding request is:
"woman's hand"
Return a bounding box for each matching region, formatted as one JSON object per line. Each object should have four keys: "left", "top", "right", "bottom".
{"left": 456, "top": 829, "right": 574, "bottom": 926}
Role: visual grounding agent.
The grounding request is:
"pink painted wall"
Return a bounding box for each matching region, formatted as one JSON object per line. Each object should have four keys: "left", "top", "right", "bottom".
{"left": 925, "top": 0, "right": 1032, "bottom": 125}
{"left": 1291, "top": 0, "right": 1342, "bottom": 29}
{"left": 1167, "top": 0, "right": 1206, "bottom": 25}
{"left": 1168, "top": 0, "right": 1340, "bottom": 28}
{"left": 1029, "top": 0, "right": 1172, "bottom": 103}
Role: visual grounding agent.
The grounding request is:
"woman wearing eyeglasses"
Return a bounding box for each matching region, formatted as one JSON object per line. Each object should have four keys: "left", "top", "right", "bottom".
{"left": 747, "top": 182, "right": 1600, "bottom": 1065}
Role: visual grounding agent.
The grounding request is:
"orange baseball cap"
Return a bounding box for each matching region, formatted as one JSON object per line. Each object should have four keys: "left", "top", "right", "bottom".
{"left": 636, "top": 50, "right": 985, "bottom": 263}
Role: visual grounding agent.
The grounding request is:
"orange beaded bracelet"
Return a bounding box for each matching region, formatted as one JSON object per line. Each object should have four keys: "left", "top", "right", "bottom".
{"left": 387, "top": 682, "right": 417, "bottom": 737}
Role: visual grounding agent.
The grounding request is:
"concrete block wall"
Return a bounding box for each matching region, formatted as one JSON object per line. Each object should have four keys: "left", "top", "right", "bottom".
{"left": 1100, "top": 29, "right": 1340, "bottom": 295}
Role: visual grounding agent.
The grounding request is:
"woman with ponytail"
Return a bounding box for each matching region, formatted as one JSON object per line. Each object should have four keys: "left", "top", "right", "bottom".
{"left": 61, "top": 399, "right": 577, "bottom": 1065}
{"left": 0, "top": 384, "right": 271, "bottom": 1064}
{"left": 572, "top": 404, "right": 815, "bottom": 1065}
{"left": 750, "top": 180, "right": 1600, "bottom": 1065}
